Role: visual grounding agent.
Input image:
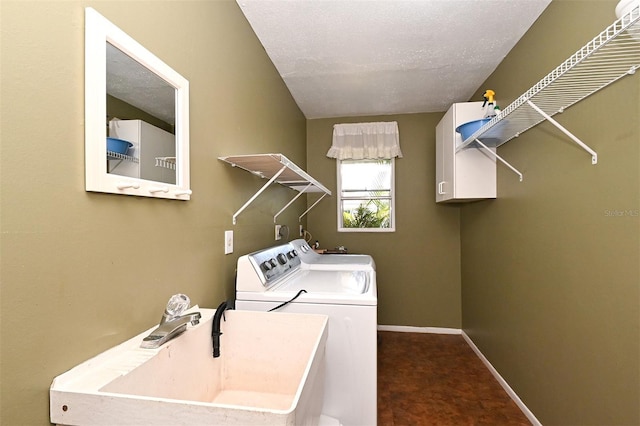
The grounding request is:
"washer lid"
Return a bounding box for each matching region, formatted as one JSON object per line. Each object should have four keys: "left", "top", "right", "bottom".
{"left": 237, "top": 269, "right": 378, "bottom": 305}
{"left": 290, "top": 239, "right": 376, "bottom": 271}
{"left": 273, "top": 270, "right": 369, "bottom": 294}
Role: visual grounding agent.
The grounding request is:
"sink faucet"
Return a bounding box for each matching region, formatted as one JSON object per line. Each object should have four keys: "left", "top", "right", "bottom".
{"left": 212, "top": 300, "right": 234, "bottom": 358}
{"left": 141, "top": 294, "right": 201, "bottom": 349}
{"left": 141, "top": 312, "right": 202, "bottom": 349}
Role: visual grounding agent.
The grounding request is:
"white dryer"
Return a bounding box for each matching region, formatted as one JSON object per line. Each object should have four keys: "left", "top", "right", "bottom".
{"left": 235, "top": 241, "right": 377, "bottom": 426}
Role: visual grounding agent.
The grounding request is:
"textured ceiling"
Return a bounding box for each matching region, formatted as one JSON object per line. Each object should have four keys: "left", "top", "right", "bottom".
{"left": 237, "top": 0, "right": 552, "bottom": 118}
{"left": 107, "top": 43, "right": 176, "bottom": 125}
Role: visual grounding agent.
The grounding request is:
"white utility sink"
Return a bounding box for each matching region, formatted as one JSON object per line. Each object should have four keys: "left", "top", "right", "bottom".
{"left": 50, "top": 308, "right": 328, "bottom": 426}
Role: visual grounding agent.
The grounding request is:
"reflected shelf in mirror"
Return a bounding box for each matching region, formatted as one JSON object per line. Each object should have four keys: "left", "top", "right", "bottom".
{"left": 107, "top": 150, "right": 138, "bottom": 174}
{"left": 155, "top": 157, "right": 177, "bottom": 170}
{"left": 108, "top": 119, "right": 176, "bottom": 185}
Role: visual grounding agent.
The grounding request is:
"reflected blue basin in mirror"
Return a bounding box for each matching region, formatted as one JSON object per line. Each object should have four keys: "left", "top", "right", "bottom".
{"left": 106, "top": 137, "right": 133, "bottom": 155}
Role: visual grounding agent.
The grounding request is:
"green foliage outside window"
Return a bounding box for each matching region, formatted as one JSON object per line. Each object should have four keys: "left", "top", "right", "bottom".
{"left": 342, "top": 199, "right": 391, "bottom": 228}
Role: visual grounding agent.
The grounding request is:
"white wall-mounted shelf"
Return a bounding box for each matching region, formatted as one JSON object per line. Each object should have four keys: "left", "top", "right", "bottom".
{"left": 457, "top": 4, "right": 640, "bottom": 172}
{"left": 218, "top": 153, "right": 331, "bottom": 225}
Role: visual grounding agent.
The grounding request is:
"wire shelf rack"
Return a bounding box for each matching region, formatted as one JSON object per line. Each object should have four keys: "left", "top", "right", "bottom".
{"left": 107, "top": 151, "right": 138, "bottom": 163}
{"left": 457, "top": 4, "right": 640, "bottom": 162}
{"left": 155, "top": 157, "right": 176, "bottom": 170}
{"left": 219, "top": 153, "right": 331, "bottom": 224}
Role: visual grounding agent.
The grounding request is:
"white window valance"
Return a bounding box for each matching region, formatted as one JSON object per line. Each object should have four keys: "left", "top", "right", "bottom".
{"left": 326, "top": 121, "right": 403, "bottom": 160}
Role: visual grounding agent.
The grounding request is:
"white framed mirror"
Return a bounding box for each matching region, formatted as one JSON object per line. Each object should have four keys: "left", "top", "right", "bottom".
{"left": 85, "top": 7, "right": 191, "bottom": 200}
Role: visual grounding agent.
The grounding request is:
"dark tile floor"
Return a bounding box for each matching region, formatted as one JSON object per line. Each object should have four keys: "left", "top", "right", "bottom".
{"left": 377, "top": 331, "right": 531, "bottom": 426}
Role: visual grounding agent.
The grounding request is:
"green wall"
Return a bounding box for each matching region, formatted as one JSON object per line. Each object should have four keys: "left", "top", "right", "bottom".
{"left": 307, "top": 114, "right": 462, "bottom": 328}
{"left": 461, "top": 1, "right": 640, "bottom": 424}
{"left": 0, "top": 1, "right": 306, "bottom": 424}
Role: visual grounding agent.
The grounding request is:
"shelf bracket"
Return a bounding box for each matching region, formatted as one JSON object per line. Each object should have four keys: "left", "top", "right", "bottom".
{"left": 274, "top": 183, "right": 312, "bottom": 223}
{"left": 232, "top": 165, "right": 287, "bottom": 225}
{"left": 474, "top": 139, "right": 524, "bottom": 182}
{"left": 299, "top": 193, "right": 328, "bottom": 222}
{"left": 107, "top": 158, "right": 124, "bottom": 173}
{"left": 527, "top": 100, "right": 598, "bottom": 165}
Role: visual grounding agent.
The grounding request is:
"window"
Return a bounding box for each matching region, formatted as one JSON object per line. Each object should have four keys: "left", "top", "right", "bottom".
{"left": 337, "top": 158, "right": 395, "bottom": 232}
{"left": 327, "top": 121, "right": 402, "bottom": 232}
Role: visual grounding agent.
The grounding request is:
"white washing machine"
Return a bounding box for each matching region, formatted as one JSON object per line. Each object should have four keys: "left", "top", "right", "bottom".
{"left": 235, "top": 241, "right": 377, "bottom": 426}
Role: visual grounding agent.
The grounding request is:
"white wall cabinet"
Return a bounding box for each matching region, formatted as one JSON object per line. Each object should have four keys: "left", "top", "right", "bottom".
{"left": 108, "top": 119, "right": 176, "bottom": 185}
{"left": 435, "top": 102, "right": 496, "bottom": 203}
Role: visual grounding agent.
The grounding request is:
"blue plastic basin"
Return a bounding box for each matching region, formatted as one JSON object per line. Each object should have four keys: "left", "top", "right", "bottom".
{"left": 107, "top": 137, "right": 133, "bottom": 155}
{"left": 455, "top": 118, "right": 491, "bottom": 141}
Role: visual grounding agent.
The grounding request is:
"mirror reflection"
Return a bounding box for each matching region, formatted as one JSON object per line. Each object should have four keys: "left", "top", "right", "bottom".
{"left": 106, "top": 43, "right": 176, "bottom": 185}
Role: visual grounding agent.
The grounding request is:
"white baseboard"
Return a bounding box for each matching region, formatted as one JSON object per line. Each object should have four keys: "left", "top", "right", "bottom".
{"left": 461, "top": 331, "right": 542, "bottom": 426}
{"left": 377, "top": 325, "right": 540, "bottom": 425}
{"left": 377, "top": 324, "right": 462, "bottom": 335}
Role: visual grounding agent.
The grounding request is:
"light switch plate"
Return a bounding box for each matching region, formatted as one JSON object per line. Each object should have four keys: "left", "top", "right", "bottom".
{"left": 224, "top": 230, "right": 233, "bottom": 254}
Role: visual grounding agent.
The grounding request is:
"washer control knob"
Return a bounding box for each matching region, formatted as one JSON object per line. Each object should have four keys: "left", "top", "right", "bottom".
{"left": 277, "top": 253, "right": 288, "bottom": 265}
{"left": 261, "top": 261, "right": 272, "bottom": 271}
{"left": 269, "top": 258, "right": 278, "bottom": 268}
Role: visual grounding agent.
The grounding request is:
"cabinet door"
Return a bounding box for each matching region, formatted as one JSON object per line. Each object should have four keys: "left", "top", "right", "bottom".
{"left": 452, "top": 103, "right": 496, "bottom": 200}
{"left": 435, "top": 107, "right": 454, "bottom": 202}
{"left": 435, "top": 102, "right": 495, "bottom": 203}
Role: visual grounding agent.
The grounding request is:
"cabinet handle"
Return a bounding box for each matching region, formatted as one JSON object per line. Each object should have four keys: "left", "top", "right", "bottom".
{"left": 438, "top": 181, "right": 445, "bottom": 195}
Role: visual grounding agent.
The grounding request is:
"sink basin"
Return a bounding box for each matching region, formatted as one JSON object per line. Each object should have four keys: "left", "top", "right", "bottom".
{"left": 50, "top": 308, "right": 328, "bottom": 425}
